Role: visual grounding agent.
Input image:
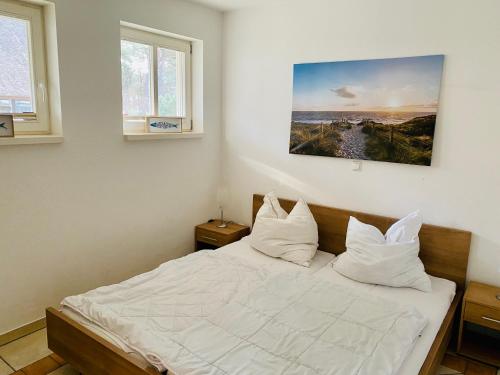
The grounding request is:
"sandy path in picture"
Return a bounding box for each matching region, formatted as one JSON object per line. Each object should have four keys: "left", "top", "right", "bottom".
{"left": 337, "top": 125, "right": 367, "bottom": 159}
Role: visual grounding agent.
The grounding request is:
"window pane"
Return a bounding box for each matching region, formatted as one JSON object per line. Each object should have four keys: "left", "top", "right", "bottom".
{"left": 158, "top": 47, "right": 184, "bottom": 117}
{"left": 121, "top": 40, "right": 152, "bottom": 116}
{"left": 0, "top": 15, "right": 34, "bottom": 113}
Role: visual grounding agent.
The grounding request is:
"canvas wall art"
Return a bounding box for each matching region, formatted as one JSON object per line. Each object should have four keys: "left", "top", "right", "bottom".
{"left": 289, "top": 55, "right": 444, "bottom": 166}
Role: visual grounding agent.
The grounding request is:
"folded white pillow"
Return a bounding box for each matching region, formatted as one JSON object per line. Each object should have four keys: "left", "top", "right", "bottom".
{"left": 333, "top": 211, "right": 432, "bottom": 292}
{"left": 250, "top": 193, "right": 318, "bottom": 267}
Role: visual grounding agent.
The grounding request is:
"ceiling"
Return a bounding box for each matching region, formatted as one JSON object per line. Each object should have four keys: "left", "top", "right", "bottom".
{"left": 185, "top": 0, "right": 269, "bottom": 11}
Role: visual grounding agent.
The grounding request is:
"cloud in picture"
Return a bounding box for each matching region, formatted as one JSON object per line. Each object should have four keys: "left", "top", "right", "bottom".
{"left": 331, "top": 86, "right": 356, "bottom": 98}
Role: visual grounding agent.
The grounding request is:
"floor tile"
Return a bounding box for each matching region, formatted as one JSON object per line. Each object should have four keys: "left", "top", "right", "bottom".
{"left": 49, "top": 354, "right": 65, "bottom": 366}
{"left": 47, "top": 364, "right": 79, "bottom": 375}
{"left": 442, "top": 354, "right": 467, "bottom": 373}
{"left": 0, "top": 329, "right": 51, "bottom": 370}
{"left": 438, "top": 365, "right": 463, "bottom": 374}
{"left": 22, "top": 356, "right": 59, "bottom": 375}
{"left": 0, "top": 359, "right": 13, "bottom": 375}
{"left": 465, "top": 362, "right": 497, "bottom": 375}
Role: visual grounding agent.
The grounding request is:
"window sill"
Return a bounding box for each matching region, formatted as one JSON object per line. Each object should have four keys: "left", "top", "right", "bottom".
{"left": 0, "top": 134, "right": 64, "bottom": 146}
{"left": 124, "top": 132, "right": 204, "bottom": 141}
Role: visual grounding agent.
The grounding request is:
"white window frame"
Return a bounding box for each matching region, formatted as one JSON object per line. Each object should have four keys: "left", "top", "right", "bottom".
{"left": 0, "top": 0, "right": 50, "bottom": 134}
{"left": 121, "top": 26, "right": 192, "bottom": 132}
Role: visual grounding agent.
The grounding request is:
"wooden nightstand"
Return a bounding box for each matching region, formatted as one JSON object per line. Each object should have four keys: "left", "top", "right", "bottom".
{"left": 457, "top": 281, "right": 500, "bottom": 367}
{"left": 195, "top": 220, "right": 250, "bottom": 251}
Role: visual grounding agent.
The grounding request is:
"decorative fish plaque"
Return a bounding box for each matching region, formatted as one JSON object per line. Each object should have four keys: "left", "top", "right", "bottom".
{"left": 146, "top": 117, "right": 183, "bottom": 133}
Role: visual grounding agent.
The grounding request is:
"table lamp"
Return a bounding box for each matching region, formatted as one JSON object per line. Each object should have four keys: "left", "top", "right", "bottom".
{"left": 216, "top": 187, "right": 229, "bottom": 228}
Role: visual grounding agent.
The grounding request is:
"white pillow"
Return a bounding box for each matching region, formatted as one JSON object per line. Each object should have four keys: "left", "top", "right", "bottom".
{"left": 250, "top": 193, "right": 318, "bottom": 267}
{"left": 333, "top": 212, "right": 432, "bottom": 292}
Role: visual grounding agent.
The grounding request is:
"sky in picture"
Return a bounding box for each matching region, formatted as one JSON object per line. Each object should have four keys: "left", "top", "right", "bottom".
{"left": 292, "top": 55, "right": 444, "bottom": 112}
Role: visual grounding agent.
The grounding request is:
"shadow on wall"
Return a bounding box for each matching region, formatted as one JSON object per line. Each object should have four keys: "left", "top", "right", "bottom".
{"left": 237, "top": 154, "right": 334, "bottom": 203}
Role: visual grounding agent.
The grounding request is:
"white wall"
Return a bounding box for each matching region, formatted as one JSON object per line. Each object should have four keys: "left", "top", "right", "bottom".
{"left": 0, "top": 0, "right": 222, "bottom": 333}
{"left": 223, "top": 0, "right": 500, "bottom": 286}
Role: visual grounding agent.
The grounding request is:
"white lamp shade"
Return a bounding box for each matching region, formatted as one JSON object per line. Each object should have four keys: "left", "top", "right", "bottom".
{"left": 217, "top": 187, "right": 229, "bottom": 207}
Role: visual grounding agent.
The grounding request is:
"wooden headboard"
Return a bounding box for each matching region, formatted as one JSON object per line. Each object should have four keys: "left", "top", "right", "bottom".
{"left": 252, "top": 194, "right": 471, "bottom": 290}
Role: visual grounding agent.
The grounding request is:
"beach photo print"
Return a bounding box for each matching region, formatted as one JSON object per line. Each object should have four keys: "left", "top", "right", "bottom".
{"left": 289, "top": 55, "right": 444, "bottom": 166}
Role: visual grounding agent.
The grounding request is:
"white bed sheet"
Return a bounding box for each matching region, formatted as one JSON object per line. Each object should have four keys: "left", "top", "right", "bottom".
{"left": 313, "top": 262, "right": 456, "bottom": 375}
{"left": 61, "top": 237, "right": 336, "bottom": 371}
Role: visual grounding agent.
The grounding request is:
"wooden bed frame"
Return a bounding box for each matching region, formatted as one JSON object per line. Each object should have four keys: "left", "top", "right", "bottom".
{"left": 46, "top": 193, "right": 471, "bottom": 375}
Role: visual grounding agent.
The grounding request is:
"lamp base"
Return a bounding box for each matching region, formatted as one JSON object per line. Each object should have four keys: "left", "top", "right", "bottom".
{"left": 217, "top": 207, "right": 227, "bottom": 228}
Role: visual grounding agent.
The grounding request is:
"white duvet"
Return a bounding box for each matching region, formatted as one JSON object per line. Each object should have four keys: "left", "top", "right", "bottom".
{"left": 62, "top": 250, "right": 427, "bottom": 375}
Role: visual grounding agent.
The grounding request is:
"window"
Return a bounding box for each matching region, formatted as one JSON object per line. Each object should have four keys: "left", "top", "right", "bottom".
{"left": 0, "top": 0, "right": 50, "bottom": 134}
{"left": 120, "top": 26, "right": 192, "bottom": 132}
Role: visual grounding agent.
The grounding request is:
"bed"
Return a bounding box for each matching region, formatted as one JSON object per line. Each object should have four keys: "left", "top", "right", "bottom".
{"left": 46, "top": 194, "right": 471, "bottom": 375}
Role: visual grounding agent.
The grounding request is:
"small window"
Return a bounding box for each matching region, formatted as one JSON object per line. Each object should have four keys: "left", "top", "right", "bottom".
{"left": 0, "top": 0, "right": 50, "bottom": 134}
{"left": 120, "top": 26, "right": 192, "bottom": 131}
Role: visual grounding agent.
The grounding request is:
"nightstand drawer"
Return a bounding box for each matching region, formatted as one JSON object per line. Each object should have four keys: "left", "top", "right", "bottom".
{"left": 195, "top": 220, "right": 250, "bottom": 251}
{"left": 196, "top": 228, "right": 229, "bottom": 246}
{"left": 464, "top": 302, "right": 500, "bottom": 330}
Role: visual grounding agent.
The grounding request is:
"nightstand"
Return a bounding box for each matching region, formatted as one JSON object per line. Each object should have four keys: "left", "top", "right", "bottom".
{"left": 195, "top": 220, "right": 250, "bottom": 251}
{"left": 457, "top": 281, "right": 500, "bottom": 367}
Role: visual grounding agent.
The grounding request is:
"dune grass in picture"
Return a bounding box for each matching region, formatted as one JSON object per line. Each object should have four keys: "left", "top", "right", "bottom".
{"left": 289, "top": 55, "right": 444, "bottom": 166}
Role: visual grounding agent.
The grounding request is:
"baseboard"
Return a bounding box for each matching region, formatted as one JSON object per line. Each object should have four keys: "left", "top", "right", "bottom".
{"left": 0, "top": 317, "right": 46, "bottom": 346}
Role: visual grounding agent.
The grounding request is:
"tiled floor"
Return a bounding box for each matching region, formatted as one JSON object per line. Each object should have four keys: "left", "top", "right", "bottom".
{"left": 0, "top": 329, "right": 78, "bottom": 375}
{"left": 438, "top": 353, "right": 499, "bottom": 375}
{"left": 0, "top": 328, "right": 498, "bottom": 374}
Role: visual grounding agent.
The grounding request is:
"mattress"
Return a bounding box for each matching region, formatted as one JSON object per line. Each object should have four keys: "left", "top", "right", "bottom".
{"left": 313, "top": 262, "right": 456, "bottom": 375}
{"left": 61, "top": 237, "right": 336, "bottom": 371}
